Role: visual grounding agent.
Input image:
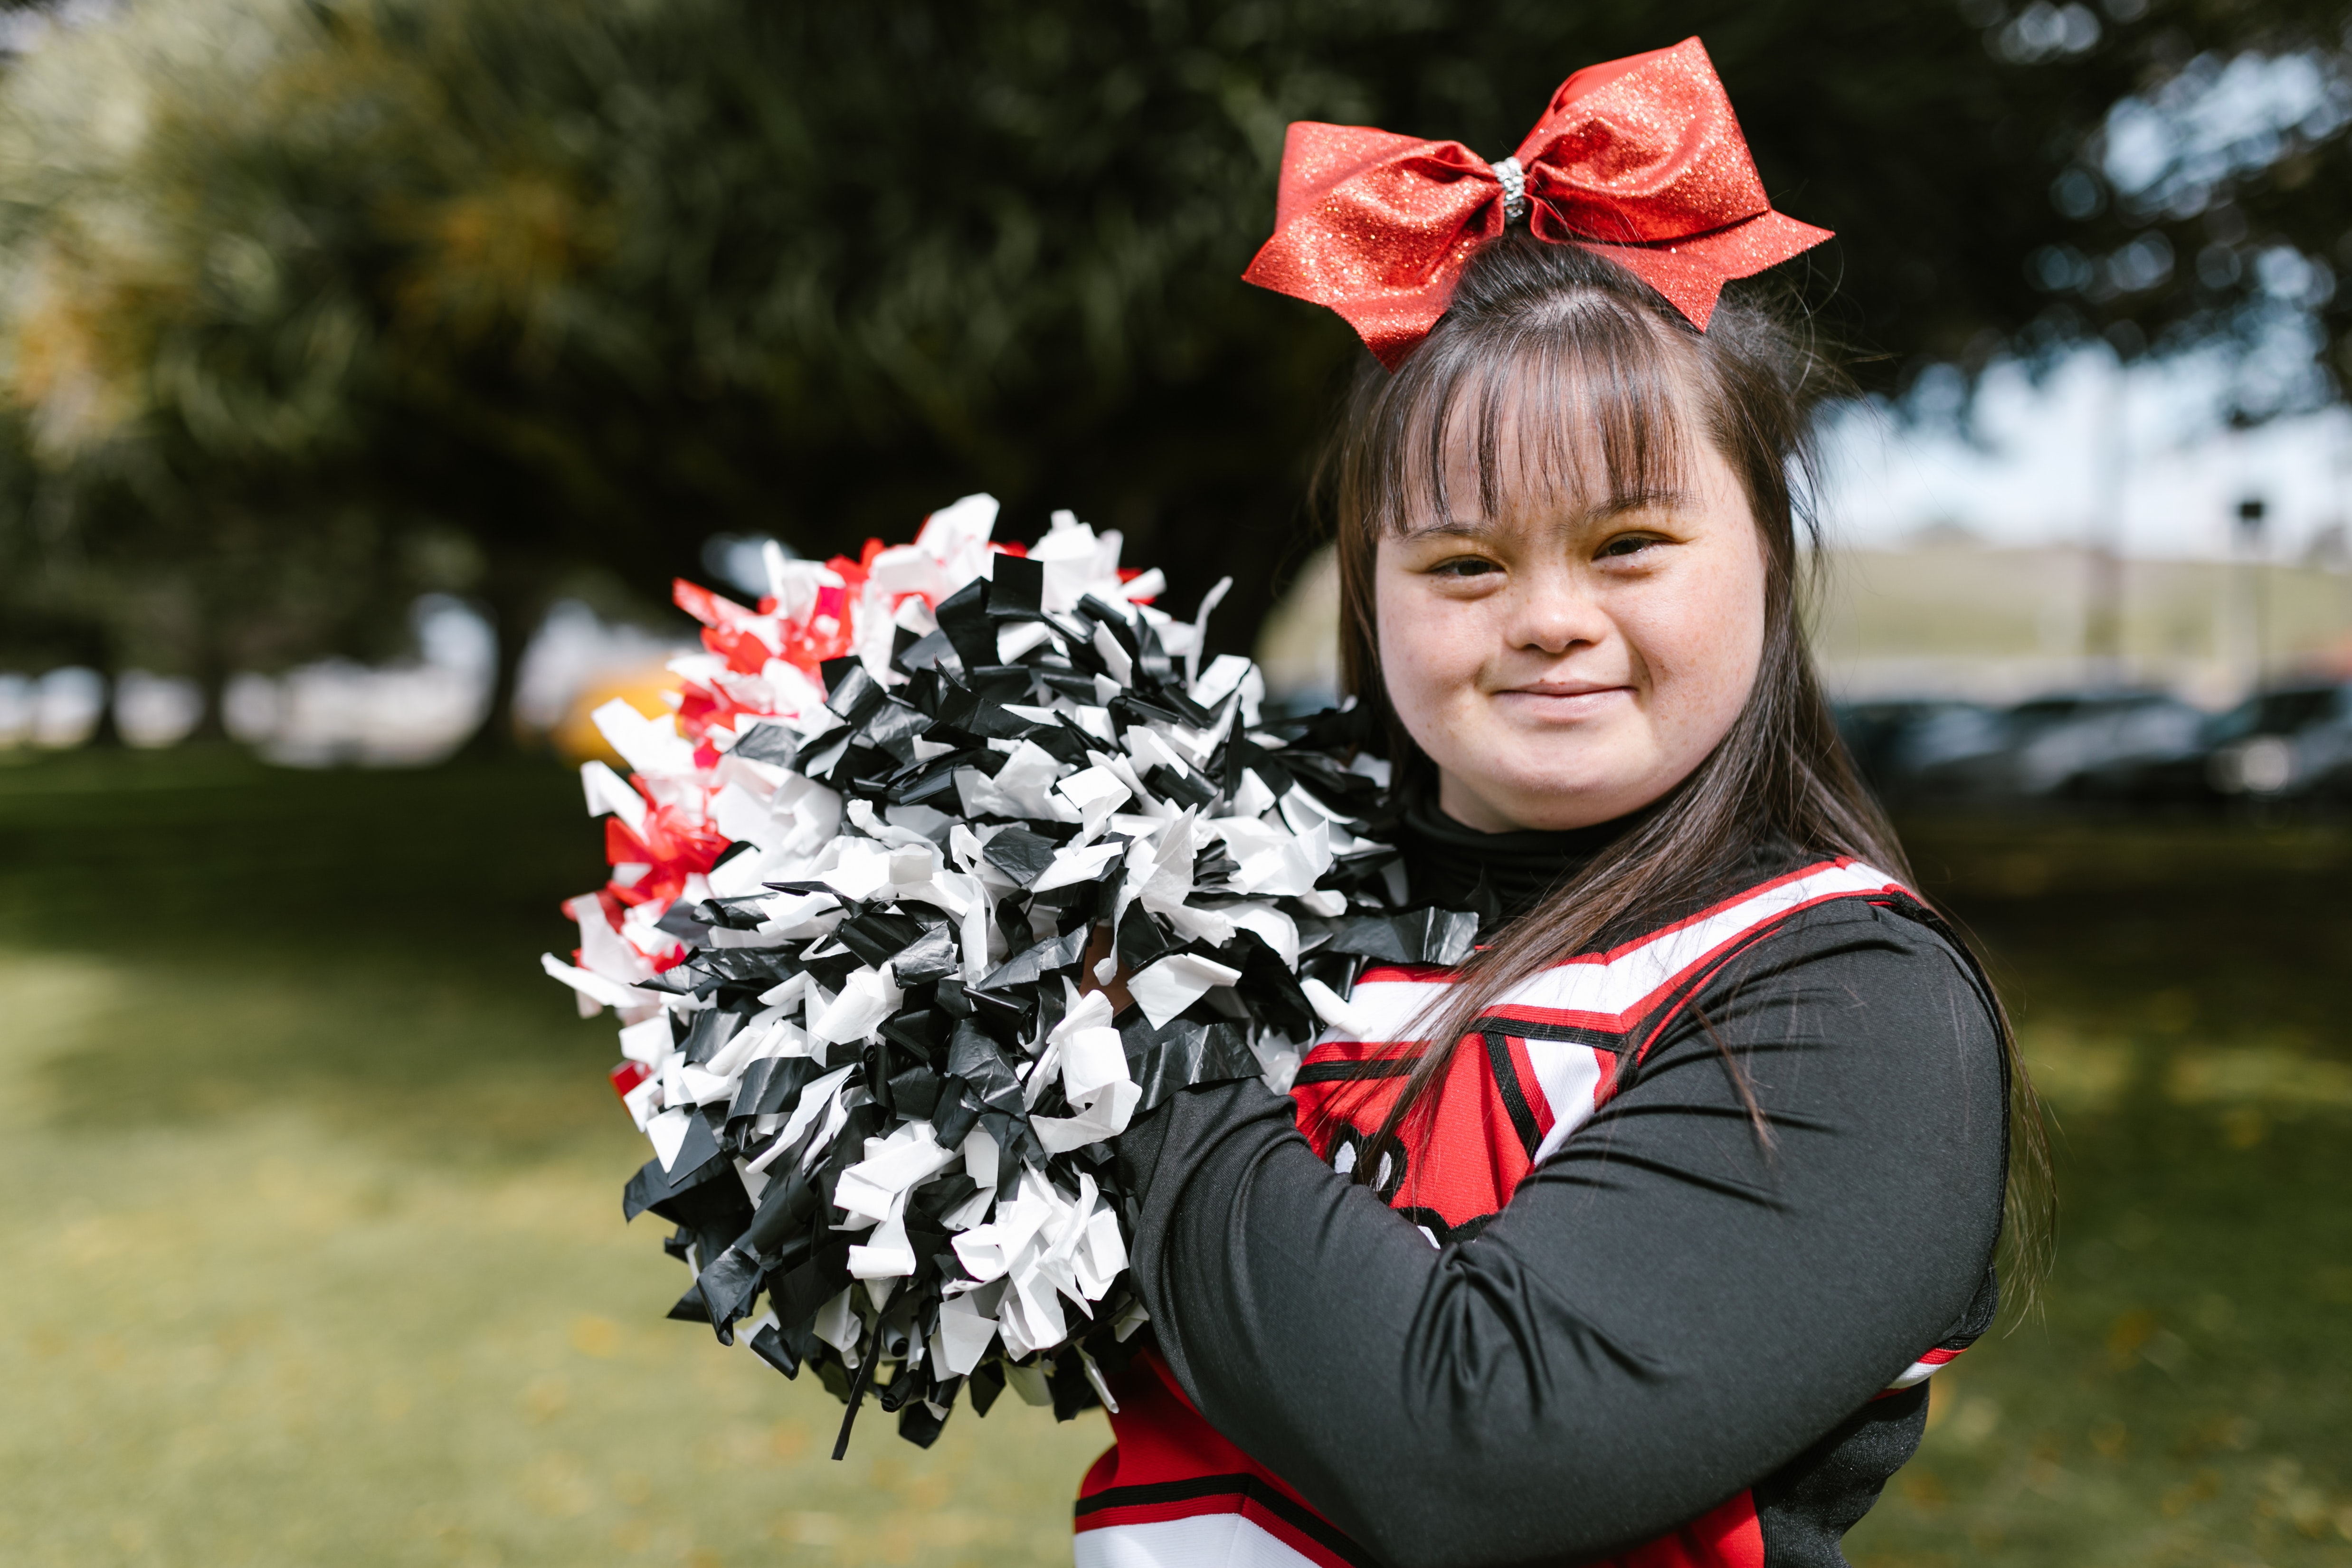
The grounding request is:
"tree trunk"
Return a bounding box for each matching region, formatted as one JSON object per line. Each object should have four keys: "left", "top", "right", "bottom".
{"left": 186, "top": 615, "right": 232, "bottom": 745}
{"left": 457, "top": 554, "right": 551, "bottom": 760}
{"left": 84, "top": 670, "right": 123, "bottom": 749}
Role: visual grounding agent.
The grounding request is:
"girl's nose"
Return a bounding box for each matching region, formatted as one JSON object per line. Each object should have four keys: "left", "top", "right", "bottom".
{"left": 1504, "top": 576, "right": 1608, "bottom": 654}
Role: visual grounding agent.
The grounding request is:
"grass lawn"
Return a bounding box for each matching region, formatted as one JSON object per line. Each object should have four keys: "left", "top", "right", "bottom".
{"left": 0, "top": 749, "right": 2346, "bottom": 1567}
{"left": 1846, "top": 818, "right": 2352, "bottom": 1568}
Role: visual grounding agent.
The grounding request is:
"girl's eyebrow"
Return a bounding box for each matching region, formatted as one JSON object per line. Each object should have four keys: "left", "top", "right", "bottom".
{"left": 1400, "top": 519, "right": 1494, "bottom": 542}
{"left": 1589, "top": 487, "right": 1692, "bottom": 519}
{"left": 1402, "top": 489, "right": 1692, "bottom": 541}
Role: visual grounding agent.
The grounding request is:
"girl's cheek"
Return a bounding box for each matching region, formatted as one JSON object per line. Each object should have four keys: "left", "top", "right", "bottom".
{"left": 1633, "top": 546, "right": 1764, "bottom": 726}
{"left": 1624, "top": 592, "right": 1719, "bottom": 699}
{"left": 1379, "top": 584, "right": 1483, "bottom": 717}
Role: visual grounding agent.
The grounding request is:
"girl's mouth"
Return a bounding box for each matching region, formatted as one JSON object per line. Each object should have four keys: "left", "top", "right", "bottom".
{"left": 1492, "top": 681, "right": 1633, "bottom": 719}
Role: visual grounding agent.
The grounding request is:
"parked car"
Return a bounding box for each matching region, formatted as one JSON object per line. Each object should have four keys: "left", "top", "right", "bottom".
{"left": 1903, "top": 692, "right": 2204, "bottom": 801}
{"left": 1833, "top": 699, "right": 1991, "bottom": 804}
{"left": 2081, "top": 682, "right": 2352, "bottom": 804}
{"left": 2289, "top": 694, "right": 2352, "bottom": 801}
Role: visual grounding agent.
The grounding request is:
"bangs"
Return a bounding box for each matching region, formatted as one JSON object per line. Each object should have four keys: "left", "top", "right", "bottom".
{"left": 1371, "top": 295, "right": 1705, "bottom": 533}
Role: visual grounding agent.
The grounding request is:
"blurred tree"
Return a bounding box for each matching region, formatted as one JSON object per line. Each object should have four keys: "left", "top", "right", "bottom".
{"left": 0, "top": 0, "right": 2344, "bottom": 741}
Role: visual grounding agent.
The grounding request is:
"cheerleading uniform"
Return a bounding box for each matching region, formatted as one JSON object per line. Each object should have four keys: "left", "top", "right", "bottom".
{"left": 1075, "top": 809, "right": 2006, "bottom": 1568}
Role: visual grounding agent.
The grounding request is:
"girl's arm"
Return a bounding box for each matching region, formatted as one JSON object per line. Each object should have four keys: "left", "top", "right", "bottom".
{"left": 1116, "top": 900, "right": 2006, "bottom": 1568}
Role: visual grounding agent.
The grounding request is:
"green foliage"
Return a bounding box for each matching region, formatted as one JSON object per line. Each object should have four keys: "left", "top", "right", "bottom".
{"left": 0, "top": 0, "right": 2345, "bottom": 696}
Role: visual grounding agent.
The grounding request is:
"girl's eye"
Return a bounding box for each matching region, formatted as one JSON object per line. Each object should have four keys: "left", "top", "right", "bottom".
{"left": 1597, "top": 534, "right": 1661, "bottom": 560}
{"left": 1430, "top": 556, "right": 1501, "bottom": 578}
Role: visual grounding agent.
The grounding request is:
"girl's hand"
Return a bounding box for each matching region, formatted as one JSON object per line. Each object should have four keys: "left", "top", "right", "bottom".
{"left": 1079, "top": 922, "right": 1135, "bottom": 1013}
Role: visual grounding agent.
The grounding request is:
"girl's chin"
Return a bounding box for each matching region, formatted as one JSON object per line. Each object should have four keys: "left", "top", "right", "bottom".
{"left": 1452, "top": 772, "right": 1660, "bottom": 828}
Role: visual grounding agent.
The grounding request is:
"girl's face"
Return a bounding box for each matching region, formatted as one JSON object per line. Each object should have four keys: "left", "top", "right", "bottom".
{"left": 1374, "top": 415, "right": 1767, "bottom": 834}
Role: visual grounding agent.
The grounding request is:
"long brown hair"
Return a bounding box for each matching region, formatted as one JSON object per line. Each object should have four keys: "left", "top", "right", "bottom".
{"left": 1318, "top": 234, "right": 2049, "bottom": 1297}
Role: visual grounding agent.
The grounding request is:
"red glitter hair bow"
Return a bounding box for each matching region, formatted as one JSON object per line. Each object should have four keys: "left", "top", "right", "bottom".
{"left": 1240, "top": 37, "right": 1832, "bottom": 370}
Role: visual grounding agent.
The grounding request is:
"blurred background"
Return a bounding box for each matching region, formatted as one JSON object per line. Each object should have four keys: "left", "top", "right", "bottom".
{"left": 1, "top": 1, "right": 2349, "bottom": 1565}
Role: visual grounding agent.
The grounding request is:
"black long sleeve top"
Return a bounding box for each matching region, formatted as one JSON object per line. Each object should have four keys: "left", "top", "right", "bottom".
{"left": 1109, "top": 827, "right": 2008, "bottom": 1568}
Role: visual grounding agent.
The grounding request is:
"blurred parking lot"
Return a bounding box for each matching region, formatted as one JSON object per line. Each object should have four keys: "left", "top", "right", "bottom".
{"left": 1839, "top": 678, "right": 2352, "bottom": 809}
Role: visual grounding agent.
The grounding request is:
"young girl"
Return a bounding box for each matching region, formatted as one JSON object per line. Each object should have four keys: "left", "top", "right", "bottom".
{"left": 1072, "top": 40, "right": 2041, "bottom": 1568}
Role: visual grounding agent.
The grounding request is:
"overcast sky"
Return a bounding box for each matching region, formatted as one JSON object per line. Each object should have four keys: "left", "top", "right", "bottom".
{"left": 1815, "top": 345, "right": 2352, "bottom": 563}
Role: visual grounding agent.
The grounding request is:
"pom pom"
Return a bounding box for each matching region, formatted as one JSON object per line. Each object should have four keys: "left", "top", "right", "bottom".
{"left": 545, "top": 495, "right": 1442, "bottom": 1453}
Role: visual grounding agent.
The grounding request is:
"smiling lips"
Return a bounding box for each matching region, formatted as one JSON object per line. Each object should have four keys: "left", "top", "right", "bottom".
{"left": 1494, "top": 680, "right": 1632, "bottom": 719}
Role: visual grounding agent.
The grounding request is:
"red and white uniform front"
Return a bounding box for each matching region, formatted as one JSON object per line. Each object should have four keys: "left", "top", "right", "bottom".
{"left": 1073, "top": 860, "right": 1959, "bottom": 1568}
